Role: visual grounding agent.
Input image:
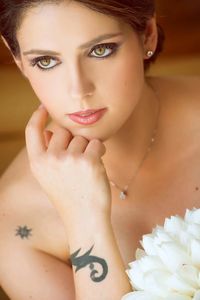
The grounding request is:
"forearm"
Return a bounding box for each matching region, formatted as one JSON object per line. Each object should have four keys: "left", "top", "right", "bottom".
{"left": 66, "top": 217, "right": 132, "bottom": 300}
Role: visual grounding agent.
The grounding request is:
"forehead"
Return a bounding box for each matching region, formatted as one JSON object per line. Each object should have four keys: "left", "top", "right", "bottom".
{"left": 17, "top": 1, "right": 128, "bottom": 49}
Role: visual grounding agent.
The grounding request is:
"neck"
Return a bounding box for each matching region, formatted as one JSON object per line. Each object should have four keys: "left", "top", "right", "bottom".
{"left": 102, "top": 79, "right": 160, "bottom": 185}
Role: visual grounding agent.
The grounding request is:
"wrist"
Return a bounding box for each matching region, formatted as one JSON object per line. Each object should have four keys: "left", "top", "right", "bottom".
{"left": 61, "top": 208, "right": 111, "bottom": 231}
{"left": 66, "top": 216, "right": 113, "bottom": 251}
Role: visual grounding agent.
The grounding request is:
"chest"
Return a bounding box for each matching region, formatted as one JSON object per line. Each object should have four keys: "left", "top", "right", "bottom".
{"left": 110, "top": 156, "right": 200, "bottom": 266}
{"left": 34, "top": 149, "right": 200, "bottom": 267}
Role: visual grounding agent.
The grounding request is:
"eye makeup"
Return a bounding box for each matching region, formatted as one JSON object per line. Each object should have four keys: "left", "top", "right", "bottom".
{"left": 28, "top": 42, "right": 121, "bottom": 71}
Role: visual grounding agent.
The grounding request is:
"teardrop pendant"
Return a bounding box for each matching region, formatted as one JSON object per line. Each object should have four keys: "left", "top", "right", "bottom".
{"left": 119, "top": 190, "right": 127, "bottom": 200}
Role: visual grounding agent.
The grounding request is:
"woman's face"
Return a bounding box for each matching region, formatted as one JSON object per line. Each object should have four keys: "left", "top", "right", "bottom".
{"left": 16, "top": 1, "right": 150, "bottom": 141}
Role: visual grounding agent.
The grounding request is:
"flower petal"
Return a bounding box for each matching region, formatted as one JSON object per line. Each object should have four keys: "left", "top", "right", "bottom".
{"left": 187, "top": 223, "right": 200, "bottom": 239}
{"left": 143, "top": 269, "right": 171, "bottom": 297}
{"left": 121, "top": 291, "right": 161, "bottom": 300}
{"left": 141, "top": 234, "right": 157, "bottom": 256}
{"left": 185, "top": 208, "right": 200, "bottom": 225}
{"left": 156, "top": 242, "right": 191, "bottom": 272}
{"left": 127, "top": 256, "right": 166, "bottom": 290}
{"left": 193, "top": 290, "right": 200, "bottom": 300}
{"left": 164, "top": 216, "right": 187, "bottom": 237}
{"left": 176, "top": 265, "right": 199, "bottom": 288}
{"left": 191, "top": 239, "right": 200, "bottom": 267}
{"left": 167, "top": 273, "right": 196, "bottom": 296}
{"left": 165, "top": 293, "right": 191, "bottom": 300}
{"left": 135, "top": 248, "right": 146, "bottom": 260}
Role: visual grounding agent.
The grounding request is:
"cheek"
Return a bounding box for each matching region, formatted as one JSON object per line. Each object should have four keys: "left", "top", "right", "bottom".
{"left": 101, "top": 51, "right": 144, "bottom": 109}
{"left": 27, "top": 72, "right": 62, "bottom": 107}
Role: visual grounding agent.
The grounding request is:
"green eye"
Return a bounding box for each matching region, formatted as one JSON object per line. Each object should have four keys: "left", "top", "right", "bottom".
{"left": 39, "top": 58, "right": 52, "bottom": 67}
{"left": 37, "top": 57, "right": 57, "bottom": 69}
{"left": 94, "top": 46, "right": 107, "bottom": 56}
{"left": 90, "top": 43, "right": 119, "bottom": 58}
{"left": 30, "top": 56, "right": 59, "bottom": 70}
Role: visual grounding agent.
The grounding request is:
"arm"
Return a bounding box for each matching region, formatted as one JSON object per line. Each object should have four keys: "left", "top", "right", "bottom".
{"left": 25, "top": 105, "right": 132, "bottom": 300}
{"left": 0, "top": 215, "right": 130, "bottom": 300}
{"left": 0, "top": 166, "right": 76, "bottom": 300}
{"left": 67, "top": 217, "right": 131, "bottom": 300}
{"left": 0, "top": 242, "right": 76, "bottom": 300}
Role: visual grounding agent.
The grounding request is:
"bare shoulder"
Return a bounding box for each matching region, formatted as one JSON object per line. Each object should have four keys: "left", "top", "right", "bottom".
{"left": 146, "top": 75, "right": 200, "bottom": 162}
{"left": 149, "top": 75, "right": 200, "bottom": 103}
{"left": 149, "top": 75, "right": 200, "bottom": 123}
{"left": 0, "top": 147, "right": 69, "bottom": 261}
{"left": 0, "top": 146, "right": 48, "bottom": 211}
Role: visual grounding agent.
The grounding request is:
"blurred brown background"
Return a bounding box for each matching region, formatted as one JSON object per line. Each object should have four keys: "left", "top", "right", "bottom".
{"left": 0, "top": 1, "right": 200, "bottom": 299}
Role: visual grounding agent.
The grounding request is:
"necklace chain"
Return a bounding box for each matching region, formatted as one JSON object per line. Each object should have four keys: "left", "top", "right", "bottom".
{"left": 109, "top": 87, "right": 160, "bottom": 200}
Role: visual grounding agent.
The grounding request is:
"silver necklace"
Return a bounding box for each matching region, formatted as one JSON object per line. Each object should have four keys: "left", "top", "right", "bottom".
{"left": 109, "top": 89, "right": 160, "bottom": 200}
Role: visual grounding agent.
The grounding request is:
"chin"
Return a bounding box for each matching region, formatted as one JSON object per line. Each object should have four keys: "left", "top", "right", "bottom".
{"left": 68, "top": 126, "right": 112, "bottom": 143}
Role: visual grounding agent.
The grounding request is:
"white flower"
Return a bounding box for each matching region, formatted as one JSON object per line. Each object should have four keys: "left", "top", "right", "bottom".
{"left": 122, "top": 208, "right": 200, "bottom": 300}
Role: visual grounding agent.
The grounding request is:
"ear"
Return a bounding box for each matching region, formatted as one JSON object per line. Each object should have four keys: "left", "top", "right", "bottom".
{"left": 141, "top": 16, "right": 158, "bottom": 59}
{"left": 1, "top": 35, "right": 27, "bottom": 78}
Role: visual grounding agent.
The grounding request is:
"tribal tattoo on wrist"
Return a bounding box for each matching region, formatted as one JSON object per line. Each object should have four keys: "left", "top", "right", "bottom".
{"left": 70, "top": 245, "right": 108, "bottom": 282}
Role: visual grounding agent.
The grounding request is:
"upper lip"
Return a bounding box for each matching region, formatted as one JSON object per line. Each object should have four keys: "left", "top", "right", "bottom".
{"left": 68, "top": 108, "right": 106, "bottom": 116}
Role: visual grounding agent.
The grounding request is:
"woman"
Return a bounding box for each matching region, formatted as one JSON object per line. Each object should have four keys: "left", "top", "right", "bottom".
{"left": 0, "top": 0, "right": 200, "bottom": 299}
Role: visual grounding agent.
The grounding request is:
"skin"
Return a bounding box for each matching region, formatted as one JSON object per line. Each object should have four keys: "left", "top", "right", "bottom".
{"left": 10, "top": 1, "right": 159, "bottom": 195}
{"left": 13, "top": 1, "right": 158, "bottom": 156}
{"left": 1, "top": 1, "right": 200, "bottom": 299}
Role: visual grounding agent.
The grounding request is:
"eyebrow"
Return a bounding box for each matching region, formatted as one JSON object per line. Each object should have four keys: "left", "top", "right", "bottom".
{"left": 23, "top": 32, "right": 123, "bottom": 56}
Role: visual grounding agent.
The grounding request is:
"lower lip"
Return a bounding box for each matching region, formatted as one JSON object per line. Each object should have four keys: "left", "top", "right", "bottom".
{"left": 68, "top": 108, "right": 107, "bottom": 125}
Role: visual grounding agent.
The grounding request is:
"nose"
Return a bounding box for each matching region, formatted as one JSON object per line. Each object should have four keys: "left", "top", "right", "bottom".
{"left": 68, "top": 60, "right": 95, "bottom": 101}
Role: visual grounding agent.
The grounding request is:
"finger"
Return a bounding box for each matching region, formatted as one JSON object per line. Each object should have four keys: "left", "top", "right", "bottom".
{"left": 47, "top": 127, "right": 73, "bottom": 152}
{"left": 66, "top": 136, "right": 89, "bottom": 155}
{"left": 84, "top": 139, "right": 106, "bottom": 160}
{"left": 25, "top": 105, "right": 48, "bottom": 158}
{"left": 44, "top": 130, "right": 53, "bottom": 148}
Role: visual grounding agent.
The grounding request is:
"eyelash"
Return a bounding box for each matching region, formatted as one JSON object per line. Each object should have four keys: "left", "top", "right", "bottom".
{"left": 29, "top": 42, "right": 120, "bottom": 71}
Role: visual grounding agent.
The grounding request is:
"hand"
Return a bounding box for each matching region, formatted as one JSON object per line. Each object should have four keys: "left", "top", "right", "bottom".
{"left": 25, "top": 105, "right": 112, "bottom": 223}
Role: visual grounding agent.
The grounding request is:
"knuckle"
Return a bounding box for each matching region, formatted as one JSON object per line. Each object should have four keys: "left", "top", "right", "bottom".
{"left": 53, "top": 126, "right": 73, "bottom": 139}
{"left": 74, "top": 135, "right": 88, "bottom": 143}
{"left": 53, "top": 126, "right": 64, "bottom": 134}
{"left": 90, "top": 139, "right": 102, "bottom": 148}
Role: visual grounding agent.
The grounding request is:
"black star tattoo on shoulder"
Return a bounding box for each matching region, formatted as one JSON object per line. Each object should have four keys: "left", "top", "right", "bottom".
{"left": 70, "top": 245, "right": 108, "bottom": 282}
{"left": 15, "top": 225, "right": 33, "bottom": 239}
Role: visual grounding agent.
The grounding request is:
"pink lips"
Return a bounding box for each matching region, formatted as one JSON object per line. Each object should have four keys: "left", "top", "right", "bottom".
{"left": 67, "top": 108, "right": 107, "bottom": 125}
